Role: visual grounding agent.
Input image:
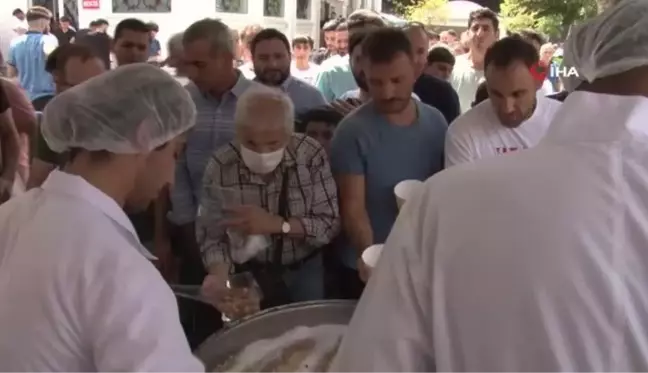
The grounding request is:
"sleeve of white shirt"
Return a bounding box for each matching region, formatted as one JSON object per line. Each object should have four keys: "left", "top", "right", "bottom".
{"left": 86, "top": 248, "right": 204, "bottom": 371}
{"left": 332, "top": 190, "right": 435, "bottom": 371}
{"left": 42, "top": 34, "right": 58, "bottom": 55}
{"left": 444, "top": 122, "right": 476, "bottom": 167}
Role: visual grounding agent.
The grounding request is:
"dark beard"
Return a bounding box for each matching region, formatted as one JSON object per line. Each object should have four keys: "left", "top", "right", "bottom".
{"left": 258, "top": 69, "right": 290, "bottom": 86}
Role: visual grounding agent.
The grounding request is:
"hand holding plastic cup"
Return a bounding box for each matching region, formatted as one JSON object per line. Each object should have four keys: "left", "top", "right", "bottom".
{"left": 394, "top": 179, "right": 423, "bottom": 209}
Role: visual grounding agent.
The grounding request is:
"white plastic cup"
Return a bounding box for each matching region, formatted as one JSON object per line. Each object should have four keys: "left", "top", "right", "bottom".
{"left": 394, "top": 179, "right": 423, "bottom": 209}
{"left": 362, "top": 244, "right": 384, "bottom": 269}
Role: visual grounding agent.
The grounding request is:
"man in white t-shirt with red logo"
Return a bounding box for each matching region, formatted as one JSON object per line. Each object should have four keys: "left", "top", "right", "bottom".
{"left": 445, "top": 36, "right": 562, "bottom": 167}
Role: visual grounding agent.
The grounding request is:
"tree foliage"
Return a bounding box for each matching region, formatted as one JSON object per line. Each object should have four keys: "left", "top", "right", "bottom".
{"left": 500, "top": 0, "right": 597, "bottom": 40}
{"left": 396, "top": 0, "right": 449, "bottom": 24}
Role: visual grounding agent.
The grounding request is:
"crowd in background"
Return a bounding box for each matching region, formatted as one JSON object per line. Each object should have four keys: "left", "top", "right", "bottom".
{"left": 0, "top": 2, "right": 589, "bottom": 369}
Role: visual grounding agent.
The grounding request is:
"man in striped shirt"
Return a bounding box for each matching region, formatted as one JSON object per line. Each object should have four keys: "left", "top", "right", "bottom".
{"left": 171, "top": 18, "right": 259, "bottom": 239}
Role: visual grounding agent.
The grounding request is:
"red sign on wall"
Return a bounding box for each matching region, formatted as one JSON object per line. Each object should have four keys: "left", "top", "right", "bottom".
{"left": 82, "top": 0, "right": 100, "bottom": 9}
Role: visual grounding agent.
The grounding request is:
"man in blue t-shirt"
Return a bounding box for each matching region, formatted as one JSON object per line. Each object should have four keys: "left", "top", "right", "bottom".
{"left": 7, "top": 6, "right": 57, "bottom": 110}
{"left": 330, "top": 28, "right": 447, "bottom": 299}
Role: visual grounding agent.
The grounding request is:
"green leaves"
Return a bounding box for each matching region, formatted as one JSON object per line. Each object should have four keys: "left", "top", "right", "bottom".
{"left": 501, "top": 0, "right": 597, "bottom": 39}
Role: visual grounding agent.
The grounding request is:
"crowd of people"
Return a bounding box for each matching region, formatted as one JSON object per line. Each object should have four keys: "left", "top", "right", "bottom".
{"left": 0, "top": 0, "right": 646, "bottom": 370}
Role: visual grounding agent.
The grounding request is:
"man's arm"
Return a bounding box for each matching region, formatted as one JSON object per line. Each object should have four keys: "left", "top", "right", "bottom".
{"left": 294, "top": 146, "right": 340, "bottom": 247}
{"left": 1, "top": 79, "right": 36, "bottom": 136}
{"left": 88, "top": 249, "right": 204, "bottom": 371}
{"left": 194, "top": 157, "right": 230, "bottom": 272}
{"left": 330, "top": 121, "right": 373, "bottom": 255}
{"left": 0, "top": 84, "right": 19, "bottom": 184}
{"left": 169, "top": 147, "right": 197, "bottom": 227}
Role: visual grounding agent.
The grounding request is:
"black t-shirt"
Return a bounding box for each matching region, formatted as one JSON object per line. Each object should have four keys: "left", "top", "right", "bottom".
{"left": 54, "top": 28, "right": 76, "bottom": 45}
{"left": 413, "top": 74, "right": 461, "bottom": 124}
{"left": 74, "top": 31, "right": 112, "bottom": 69}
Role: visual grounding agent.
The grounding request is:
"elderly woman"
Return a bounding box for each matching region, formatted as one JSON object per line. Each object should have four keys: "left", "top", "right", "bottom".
{"left": 197, "top": 86, "right": 339, "bottom": 314}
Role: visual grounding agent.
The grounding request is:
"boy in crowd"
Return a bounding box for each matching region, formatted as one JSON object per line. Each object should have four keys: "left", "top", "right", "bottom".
{"left": 296, "top": 105, "right": 343, "bottom": 155}
{"left": 291, "top": 36, "right": 319, "bottom": 84}
{"left": 147, "top": 22, "right": 161, "bottom": 59}
{"left": 425, "top": 45, "right": 455, "bottom": 81}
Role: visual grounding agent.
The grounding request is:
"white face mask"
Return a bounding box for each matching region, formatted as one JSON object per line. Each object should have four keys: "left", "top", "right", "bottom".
{"left": 240, "top": 145, "right": 285, "bottom": 174}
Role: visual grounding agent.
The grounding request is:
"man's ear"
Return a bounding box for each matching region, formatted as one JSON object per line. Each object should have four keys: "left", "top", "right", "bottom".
{"left": 494, "top": 30, "right": 500, "bottom": 40}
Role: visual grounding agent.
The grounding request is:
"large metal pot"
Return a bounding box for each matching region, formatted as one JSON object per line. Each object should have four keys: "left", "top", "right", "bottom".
{"left": 195, "top": 300, "right": 356, "bottom": 370}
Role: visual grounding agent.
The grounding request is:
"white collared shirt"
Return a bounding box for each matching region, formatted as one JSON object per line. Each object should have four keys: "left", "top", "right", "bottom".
{"left": 445, "top": 95, "right": 562, "bottom": 167}
{"left": 0, "top": 170, "right": 203, "bottom": 371}
{"left": 334, "top": 91, "right": 648, "bottom": 371}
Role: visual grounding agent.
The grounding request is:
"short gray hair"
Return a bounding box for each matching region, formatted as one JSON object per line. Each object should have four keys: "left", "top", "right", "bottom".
{"left": 183, "top": 18, "right": 234, "bottom": 55}
{"left": 167, "top": 32, "right": 184, "bottom": 55}
{"left": 235, "top": 86, "right": 294, "bottom": 134}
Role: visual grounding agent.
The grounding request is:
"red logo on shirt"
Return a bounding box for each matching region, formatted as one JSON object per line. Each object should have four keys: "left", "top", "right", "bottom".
{"left": 529, "top": 61, "right": 548, "bottom": 83}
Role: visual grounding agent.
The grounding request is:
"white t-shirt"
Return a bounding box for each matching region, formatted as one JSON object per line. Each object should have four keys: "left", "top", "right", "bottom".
{"left": 291, "top": 61, "right": 319, "bottom": 85}
{"left": 445, "top": 95, "right": 562, "bottom": 167}
{"left": 450, "top": 54, "right": 484, "bottom": 114}
{"left": 538, "top": 79, "right": 555, "bottom": 97}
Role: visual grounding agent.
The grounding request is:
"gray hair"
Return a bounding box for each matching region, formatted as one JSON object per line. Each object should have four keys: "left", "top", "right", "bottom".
{"left": 183, "top": 18, "right": 234, "bottom": 55}
{"left": 167, "top": 32, "right": 184, "bottom": 55}
{"left": 235, "top": 86, "right": 294, "bottom": 134}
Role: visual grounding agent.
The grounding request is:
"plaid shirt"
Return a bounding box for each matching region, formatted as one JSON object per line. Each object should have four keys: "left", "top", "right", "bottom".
{"left": 196, "top": 133, "right": 340, "bottom": 267}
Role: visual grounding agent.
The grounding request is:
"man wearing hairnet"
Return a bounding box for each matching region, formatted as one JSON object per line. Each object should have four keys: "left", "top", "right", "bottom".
{"left": 0, "top": 64, "right": 203, "bottom": 371}
{"left": 333, "top": 0, "right": 648, "bottom": 370}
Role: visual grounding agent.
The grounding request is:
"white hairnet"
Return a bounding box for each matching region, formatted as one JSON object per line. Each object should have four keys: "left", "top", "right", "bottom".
{"left": 42, "top": 63, "right": 196, "bottom": 154}
{"left": 564, "top": 0, "right": 648, "bottom": 86}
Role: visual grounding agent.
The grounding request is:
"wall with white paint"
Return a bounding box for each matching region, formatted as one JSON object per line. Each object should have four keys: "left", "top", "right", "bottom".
{"left": 78, "top": 0, "right": 323, "bottom": 56}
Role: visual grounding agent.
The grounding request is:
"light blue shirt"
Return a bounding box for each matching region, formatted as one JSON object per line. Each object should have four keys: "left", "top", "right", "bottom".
{"left": 7, "top": 32, "right": 56, "bottom": 101}
{"left": 170, "top": 74, "right": 258, "bottom": 225}
{"left": 313, "top": 55, "right": 356, "bottom": 102}
{"left": 330, "top": 100, "right": 448, "bottom": 268}
{"left": 280, "top": 76, "right": 328, "bottom": 115}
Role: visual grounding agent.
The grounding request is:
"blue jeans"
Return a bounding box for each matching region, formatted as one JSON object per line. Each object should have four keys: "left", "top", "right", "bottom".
{"left": 283, "top": 253, "right": 324, "bottom": 302}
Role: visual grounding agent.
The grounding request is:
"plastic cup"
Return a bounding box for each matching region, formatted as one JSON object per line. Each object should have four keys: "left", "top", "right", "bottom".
{"left": 394, "top": 179, "right": 423, "bottom": 209}
{"left": 362, "top": 244, "right": 384, "bottom": 269}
